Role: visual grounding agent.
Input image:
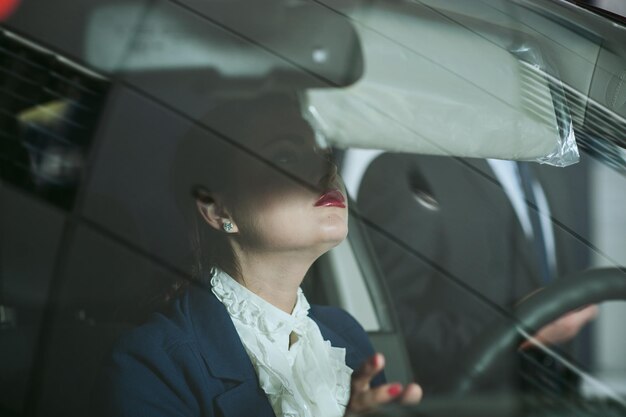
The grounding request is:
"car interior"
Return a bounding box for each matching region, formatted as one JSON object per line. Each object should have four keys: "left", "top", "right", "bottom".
{"left": 1, "top": 1, "right": 626, "bottom": 416}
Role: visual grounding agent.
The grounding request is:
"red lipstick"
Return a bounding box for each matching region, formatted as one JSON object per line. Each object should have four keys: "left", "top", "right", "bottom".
{"left": 314, "top": 189, "right": 346, "bottom": 208}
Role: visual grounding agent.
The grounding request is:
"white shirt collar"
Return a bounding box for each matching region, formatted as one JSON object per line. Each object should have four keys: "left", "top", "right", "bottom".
{"left": 211, "top": 270, "right": 352, "bottom": 417}
{"left": 211, "top": 269, "right": 309, "bottom": 349}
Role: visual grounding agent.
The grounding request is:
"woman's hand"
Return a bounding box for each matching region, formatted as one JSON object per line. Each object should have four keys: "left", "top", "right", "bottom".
{"left": 346, "top": 353, "right": 422, "bottom": 415}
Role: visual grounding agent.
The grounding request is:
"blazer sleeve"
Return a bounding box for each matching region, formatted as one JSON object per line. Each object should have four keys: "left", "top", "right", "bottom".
{"left": 91, "top": 330, "right": 208, "bottom": 417}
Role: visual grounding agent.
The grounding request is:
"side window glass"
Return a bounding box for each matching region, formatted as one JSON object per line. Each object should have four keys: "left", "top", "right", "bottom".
{"left": 0, "top": 30, "right": 109, "bottom": 415}
{"left": 0, "top": 31, "right": 109, "bottom": 210}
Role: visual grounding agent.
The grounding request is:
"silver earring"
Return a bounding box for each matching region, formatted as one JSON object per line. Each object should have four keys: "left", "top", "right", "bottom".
{"left": 222, "top": 221, "right": 234, "bottom": 233}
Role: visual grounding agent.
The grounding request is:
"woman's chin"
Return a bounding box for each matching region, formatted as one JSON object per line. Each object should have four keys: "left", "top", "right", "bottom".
{"left": 318, "top": 223, "right": 349, "bottom": 248}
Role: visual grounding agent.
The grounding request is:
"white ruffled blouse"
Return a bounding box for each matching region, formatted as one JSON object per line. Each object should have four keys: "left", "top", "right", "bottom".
{"left": 210, "top": 270, "right": 353, "bottom": 417}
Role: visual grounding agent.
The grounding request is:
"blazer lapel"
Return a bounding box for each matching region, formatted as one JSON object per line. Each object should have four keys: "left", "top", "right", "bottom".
{"left": 215, "top": 380, "right": 276, "bottom": 417}
{"left": 465, "top": 158, "right": 543, "bottom": 288}
{"left": 185, "top": 284, "right": 276, "bottom": 417}
{"left": 309, "top": 313, "right": 368, "bottom": 373}
{"left": 511, "top": 218, "right": 543, "bottom": 289}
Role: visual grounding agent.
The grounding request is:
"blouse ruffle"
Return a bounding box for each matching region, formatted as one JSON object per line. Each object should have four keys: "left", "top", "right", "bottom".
{"left": 211, "top": 270, "right": 353, "bottom": 417}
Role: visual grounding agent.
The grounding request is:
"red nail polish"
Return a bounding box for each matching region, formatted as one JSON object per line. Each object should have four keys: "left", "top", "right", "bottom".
{"left": 388, "top": 384, "right": 402, "bottom": 397}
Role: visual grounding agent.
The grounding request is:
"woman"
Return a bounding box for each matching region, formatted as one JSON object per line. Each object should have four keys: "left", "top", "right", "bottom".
{"left": 93, "top": 93, "right": 422, "bottom": 417}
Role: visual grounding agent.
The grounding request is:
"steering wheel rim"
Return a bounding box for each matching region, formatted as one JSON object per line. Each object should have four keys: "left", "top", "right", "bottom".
{"left": 447, "top": 267, "right": 626, "bottom": 395}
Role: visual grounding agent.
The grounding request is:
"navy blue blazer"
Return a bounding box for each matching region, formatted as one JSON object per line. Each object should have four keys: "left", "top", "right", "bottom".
{"left": 93, "top": 283, "right": 384, "bottom": 417}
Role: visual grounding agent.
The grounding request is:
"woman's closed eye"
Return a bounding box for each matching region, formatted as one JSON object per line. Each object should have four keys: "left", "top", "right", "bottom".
{"left": 271, "top": 148, "right": 300, "bottom": 165}
{"left": 263, "top": 135, "right": 312, "bottom": 166}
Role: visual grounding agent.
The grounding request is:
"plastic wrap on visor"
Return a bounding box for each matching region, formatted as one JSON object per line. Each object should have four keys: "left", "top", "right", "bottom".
{"left": 304, "top": 5, "right": 579, "bottom": 167}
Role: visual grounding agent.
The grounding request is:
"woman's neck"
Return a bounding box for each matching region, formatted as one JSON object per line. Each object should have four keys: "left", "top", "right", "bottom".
{"left": 229, "top": 249, "right": 316, "bottom": 314}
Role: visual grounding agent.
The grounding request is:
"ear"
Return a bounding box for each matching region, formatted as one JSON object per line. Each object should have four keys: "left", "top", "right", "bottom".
{"left": 195, "top": 191, "right": 239, "bottom": 234}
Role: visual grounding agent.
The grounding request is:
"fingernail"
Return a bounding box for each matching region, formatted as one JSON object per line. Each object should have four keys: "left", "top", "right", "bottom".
{"left": 388, "top": 384, "right": 402, "bottom": 397}
{"left": 371, "top": 354, "right": 380, "bottom": 367}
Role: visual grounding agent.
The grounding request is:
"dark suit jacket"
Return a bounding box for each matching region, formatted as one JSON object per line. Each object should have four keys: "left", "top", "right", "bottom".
{"left": 92, "top": 283, "right": 383, "bottom": 417}
{"left": 357, "top": 153, "right": 590, "bottom": 393}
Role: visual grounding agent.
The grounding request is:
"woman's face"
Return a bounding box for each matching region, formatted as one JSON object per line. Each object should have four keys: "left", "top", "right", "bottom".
{"left": 222, "top": 102, "right": 348, "bottom": 256}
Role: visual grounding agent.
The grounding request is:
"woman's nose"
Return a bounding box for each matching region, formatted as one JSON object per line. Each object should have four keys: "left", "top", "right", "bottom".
{"left": 316, "top": 157, "right": 339, "bottom": 190}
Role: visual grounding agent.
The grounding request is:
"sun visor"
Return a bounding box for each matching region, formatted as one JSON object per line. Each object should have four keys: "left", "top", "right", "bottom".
{"left": 306, "top": 3, "right": 579, "bottom": 166}
{"left": 84, "top": 0, "right": 363, "bottom": 90}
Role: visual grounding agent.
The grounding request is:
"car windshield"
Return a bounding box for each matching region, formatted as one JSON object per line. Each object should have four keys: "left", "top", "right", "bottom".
{"left": 1, "top": 1, "right": 625, "bottom": 417}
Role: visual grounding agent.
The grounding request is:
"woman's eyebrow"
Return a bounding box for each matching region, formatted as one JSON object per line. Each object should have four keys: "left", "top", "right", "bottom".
{"left": 263, "top": 134, "right": 311, "bottom": 148}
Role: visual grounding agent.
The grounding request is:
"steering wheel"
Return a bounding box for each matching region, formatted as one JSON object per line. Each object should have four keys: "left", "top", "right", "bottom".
{"left": 365, "top": 269, "right": 626, "bottom": 417}
{"left": 446, "top": 267, "right": 626, "bottom": 395}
